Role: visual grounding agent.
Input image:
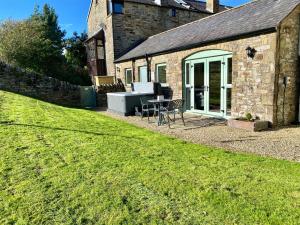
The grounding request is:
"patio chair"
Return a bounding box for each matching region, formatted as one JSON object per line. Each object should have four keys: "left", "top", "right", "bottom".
{"left": 140, "top": 97, "right": 155, "bottom": 122}
{"left": 160, "top": 99, "right": 185, "bottom": 128}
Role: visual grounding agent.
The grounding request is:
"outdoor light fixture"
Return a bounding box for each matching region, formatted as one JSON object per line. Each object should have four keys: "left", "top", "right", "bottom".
{"left": 246, "top": 46, "right": 257, "bottom": 59}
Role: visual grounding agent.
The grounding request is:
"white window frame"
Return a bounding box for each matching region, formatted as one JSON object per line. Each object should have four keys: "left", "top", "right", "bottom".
{"left": 125, "top": 68, "right": 133, "bottom": 86}
{"left": 155, "top": 63, "right": 167, "bottom": 85}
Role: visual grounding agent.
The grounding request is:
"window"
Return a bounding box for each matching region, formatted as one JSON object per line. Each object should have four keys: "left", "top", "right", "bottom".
{"left": 125, "top": 68, "right": 133, "bottom": 85}
{"left": 156, "top": 63, "right": 167, "bottom": 83}
{"left": 113, "top": 1, "right": 124, "bottom": 14}
{"left": 171, "top": 8, "right": 176, "bottom": 17}
{"left": 95, "top": 0, "right": 98, "bottom": 5}
{"left": 227, "top": 58, "right": 232, "bottom": 85}
{"left": 107, "top": 0, "right": 124, "bottom": 15}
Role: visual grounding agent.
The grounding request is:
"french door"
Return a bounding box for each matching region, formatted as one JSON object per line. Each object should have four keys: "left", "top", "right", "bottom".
{"left": 187, "top": 55, "right": 232, "bottom": 118}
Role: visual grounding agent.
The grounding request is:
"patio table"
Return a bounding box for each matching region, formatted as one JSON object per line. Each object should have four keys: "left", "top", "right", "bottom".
{"left": 148, "top": 99, "right": 172, "bottom": 126}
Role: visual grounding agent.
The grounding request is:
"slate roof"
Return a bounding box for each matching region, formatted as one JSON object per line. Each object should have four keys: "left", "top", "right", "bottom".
{"left": 116, "top": 0, "right": 300, "bottom": 62}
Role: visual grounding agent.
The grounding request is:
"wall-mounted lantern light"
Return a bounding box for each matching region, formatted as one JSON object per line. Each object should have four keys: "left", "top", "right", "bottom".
{"left": 246, "top": 46, "right": 257, "bottom": 59}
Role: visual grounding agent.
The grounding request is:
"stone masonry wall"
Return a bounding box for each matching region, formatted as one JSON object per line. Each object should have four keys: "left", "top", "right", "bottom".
{"left": 88, "top": 0, "right": 208, "bottom": 77}
{"left": 88, "top": 0, "right": 116, "bottom": 76}
{"left": 116, "top": 32, "right": 278, "bottom": 124}
{"left": 275, "top": 5, "right": 300, "bottom": 125}
{"left": 113, "top": 2, "right": 207, "bottom": 58}
{"left": 0, "top": 62, "right": 81, "bottom": 107}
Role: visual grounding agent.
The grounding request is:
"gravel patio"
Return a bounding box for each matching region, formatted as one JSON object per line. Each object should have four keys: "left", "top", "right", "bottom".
{"left": 100, "top": 110, "right": 300, "bottom": 162}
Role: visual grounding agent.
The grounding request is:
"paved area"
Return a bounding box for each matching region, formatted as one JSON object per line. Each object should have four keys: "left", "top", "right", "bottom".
{"left": 99, "top": 110, "right": 300, "bottom": 162}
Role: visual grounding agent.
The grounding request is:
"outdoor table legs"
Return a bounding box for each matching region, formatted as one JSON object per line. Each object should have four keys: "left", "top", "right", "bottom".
{"left": 154, "top": 102, "right": 164, "bottom": 126}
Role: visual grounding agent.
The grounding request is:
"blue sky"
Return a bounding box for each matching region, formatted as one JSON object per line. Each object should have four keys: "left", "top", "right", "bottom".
{"left": 0, "top": 0, "right": 250, "bottom": 37}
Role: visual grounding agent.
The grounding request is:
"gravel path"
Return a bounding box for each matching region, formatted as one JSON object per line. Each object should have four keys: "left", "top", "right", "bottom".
{"left": 100, "top": 110, "right": 300, "bottom": 162}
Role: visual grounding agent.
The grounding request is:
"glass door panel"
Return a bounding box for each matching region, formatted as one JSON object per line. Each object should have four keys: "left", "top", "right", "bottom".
{"left": 185, "top": 62, "right": 191, "bottom": 110}
{"left": 208, "top": 60, "right": 222, "bottom": 113}
{"left": 194, "top": 62, "right": 205, "bottom": 111}
{"left": 139, "top": 66, "right": 148, "bottom": 83}
{"left": 186, "top": 54, "right": 232, "bottom": 118}
{"left": 225, "top": 57, "right": 232, "bottom": 117}
{"left": 226, "top": 89, "right": 232, "bottom": 116}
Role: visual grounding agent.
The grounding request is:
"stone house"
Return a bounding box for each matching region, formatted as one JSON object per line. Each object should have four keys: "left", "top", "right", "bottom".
{"left": 86, "top": 0, "right": 230, "bottom": 85}
{"left": 114, "top": 0, "right": 300, "bottom": 126}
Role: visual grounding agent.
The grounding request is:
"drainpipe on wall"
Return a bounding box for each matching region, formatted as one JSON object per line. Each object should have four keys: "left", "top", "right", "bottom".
{"left": 132, "top": 59, "right": 136, "bottom": 82}
{"left": 298, "top": 16, "right": 300, "bottom": 123}
{"left": 114, "top": 64, "right": 118, "bottom": 84}
{"left": 298, "top": 59, "right": 300, "bottom": 123}
{"left": 274, "top": 25, "right": 280, "bottom": 126}
{"left": 298, "top": 95, "right": 300, "bottom": 123}
{"left": 145, "top": 54, "right": 151, "bottom": 82}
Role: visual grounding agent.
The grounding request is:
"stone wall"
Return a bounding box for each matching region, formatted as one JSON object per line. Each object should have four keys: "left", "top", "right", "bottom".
{"left": 112, "top": 2, "right": 207, "bottom": 58}
{"left": 275, "top": 5, "right": 300, "bottom": 125}
{"left": 87, "top": 0, "right": 208, "bottom": 78}
{"left": 116, "top": 32, "right": 279, "bottom": 124}
{"left": 0, "top": 62, "right": 81, "bottom": 107}
{"left": 88, "top": 0, "right": 116, "bottom": 76}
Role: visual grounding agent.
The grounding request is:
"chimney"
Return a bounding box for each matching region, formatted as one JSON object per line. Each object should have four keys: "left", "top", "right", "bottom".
{"left": 206, "top": 0, "right": 219, "bottom": 13}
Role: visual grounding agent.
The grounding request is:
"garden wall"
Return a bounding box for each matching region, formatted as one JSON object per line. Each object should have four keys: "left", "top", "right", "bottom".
{"left": 0, "top": 61, "right": 81, "bottom": 107}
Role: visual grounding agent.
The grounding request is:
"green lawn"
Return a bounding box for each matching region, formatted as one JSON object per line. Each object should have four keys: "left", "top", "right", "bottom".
{"left": 0, "top": 90, "right": 300, "bottom": 225}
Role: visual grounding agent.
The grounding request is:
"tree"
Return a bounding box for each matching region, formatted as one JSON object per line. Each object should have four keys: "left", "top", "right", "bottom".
{"left": 0, "top": 19, "right": 50, "bottom": 73}
{"left": 62, "top": 31, "right": 92, "bottom": 86}
{"left": 0, "top": 4, "right": 65, "bottom": 77}
{"left": 29, "top": 4, "right": 66, "bottom": 76}
{"left": 0, "top": 4, "right": 91, "bottom": 86}
{"left": 64, "top": 32, "right": 88, "bottom": 68}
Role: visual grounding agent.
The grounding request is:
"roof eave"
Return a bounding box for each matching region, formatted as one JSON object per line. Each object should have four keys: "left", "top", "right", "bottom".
{"left": 115, "top": 27, "right": 277, "bottom": 63}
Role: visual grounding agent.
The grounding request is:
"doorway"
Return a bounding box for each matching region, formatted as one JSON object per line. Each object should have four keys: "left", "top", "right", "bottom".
{"left": 184, "top": 50, "right": 232, "bottom": 118}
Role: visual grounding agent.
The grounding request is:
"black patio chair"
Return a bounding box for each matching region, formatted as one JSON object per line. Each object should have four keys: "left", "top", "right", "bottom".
{"left": 160, "top": 99, "right": 185, "bottom": 128}
{"left": 140, "top": 97, "right": 155, "bottom": 122}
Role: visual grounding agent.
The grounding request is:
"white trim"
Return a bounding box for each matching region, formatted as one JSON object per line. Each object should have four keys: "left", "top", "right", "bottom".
{"left": 185, "top": 50, "right": 232, "bottom": 60}
{"left": 184, "top": 51, "right": 233, "bottom": 119}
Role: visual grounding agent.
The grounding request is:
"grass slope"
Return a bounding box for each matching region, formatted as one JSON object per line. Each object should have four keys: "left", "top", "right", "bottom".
{"left": 0, "top": 90, "right": 300, "bottom": 224}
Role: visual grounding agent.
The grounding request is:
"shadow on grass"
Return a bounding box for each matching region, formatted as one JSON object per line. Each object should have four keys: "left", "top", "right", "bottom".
{"left": 0, "top": 121, "right": 143, "bottom": 140}
{"left": 0, "top": 89, "right": 84, "bottom": 109}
